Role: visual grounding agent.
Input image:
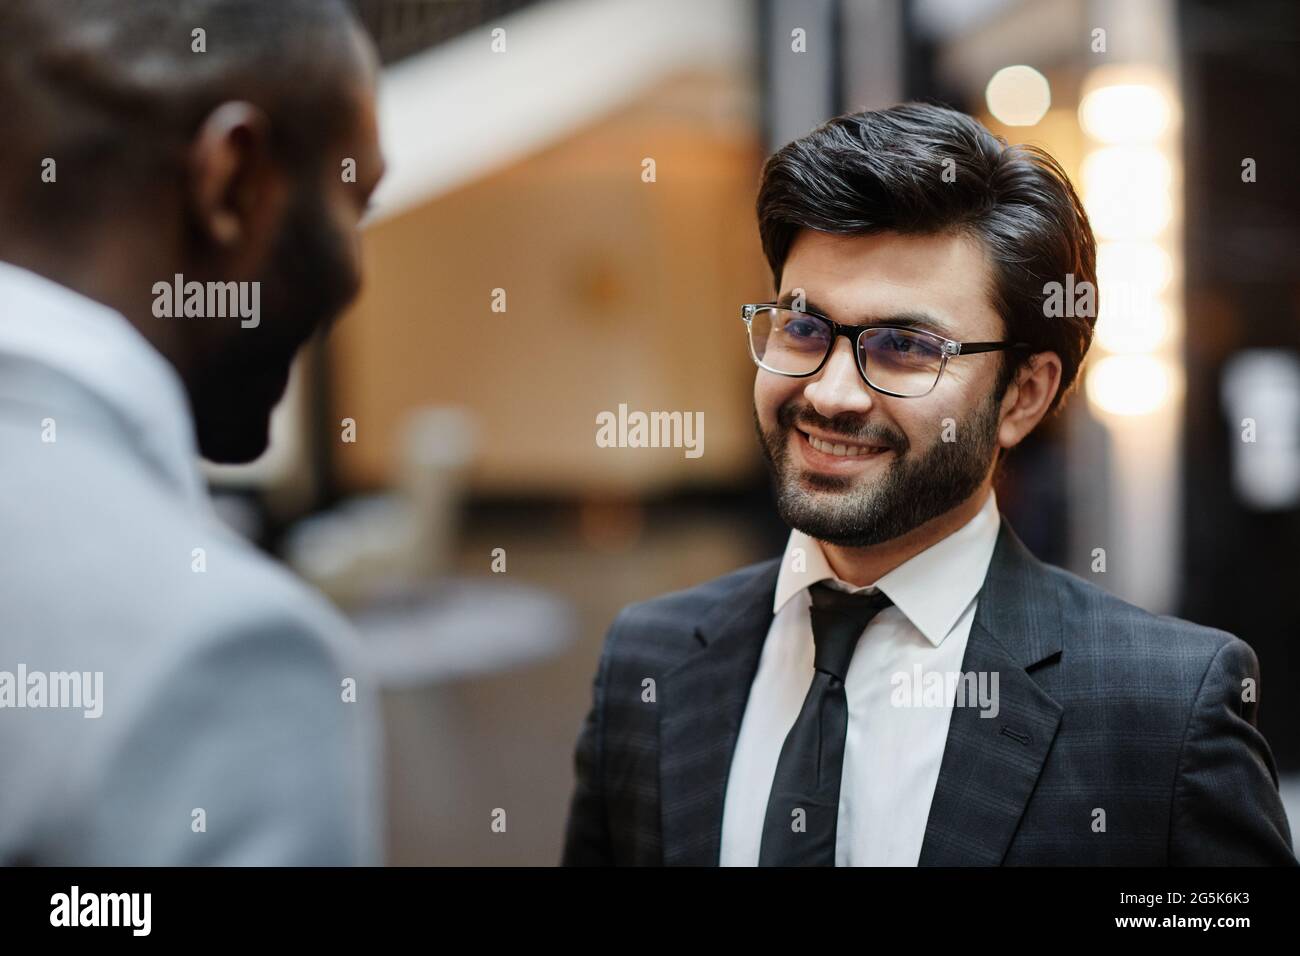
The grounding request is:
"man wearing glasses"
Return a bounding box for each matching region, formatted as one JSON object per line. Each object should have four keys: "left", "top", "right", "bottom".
{"left": 562, "top": 103, "right": 1295, "bottom": 866}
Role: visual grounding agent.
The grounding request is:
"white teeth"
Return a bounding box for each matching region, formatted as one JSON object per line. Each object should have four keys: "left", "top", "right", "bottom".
{"left": 807, "top": 433, "right": 879, "bottom": 457}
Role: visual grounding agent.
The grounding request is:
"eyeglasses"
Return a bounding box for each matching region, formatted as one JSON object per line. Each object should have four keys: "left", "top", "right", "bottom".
{"left": 740, "top": 304, "right": 1034, "bottom": 398}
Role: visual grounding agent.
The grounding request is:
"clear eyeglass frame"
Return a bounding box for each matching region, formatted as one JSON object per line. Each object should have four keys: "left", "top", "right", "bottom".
{"left": 740, "top": 303, "right": 1034, "bottom": 398}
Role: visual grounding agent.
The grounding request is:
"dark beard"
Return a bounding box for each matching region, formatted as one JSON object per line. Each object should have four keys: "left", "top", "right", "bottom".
{"left": 190, "top": 186, "right": 358, "bottom": 463}
{"left": 755, "top": 391, "right": 1000, "bottom": 547}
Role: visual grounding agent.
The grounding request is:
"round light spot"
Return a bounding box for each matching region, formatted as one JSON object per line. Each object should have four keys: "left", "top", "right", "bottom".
{"left": 985, "top": 65, "right": 1051, "bottom": 126}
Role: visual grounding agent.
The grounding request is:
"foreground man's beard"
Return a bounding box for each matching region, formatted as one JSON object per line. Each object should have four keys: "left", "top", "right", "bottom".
{"left": 190, "top": 186, "right": 359, "bottom": 463}
{"left": 755, "top": 390, "right": 1001, "bottom": 547}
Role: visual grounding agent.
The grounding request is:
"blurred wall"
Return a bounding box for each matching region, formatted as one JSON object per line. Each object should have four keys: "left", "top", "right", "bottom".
{"left": 332, "top": 69, "right": 770, "bottom": 496}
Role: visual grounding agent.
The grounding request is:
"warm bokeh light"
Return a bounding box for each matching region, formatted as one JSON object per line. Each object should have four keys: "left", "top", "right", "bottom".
{"left": 1096, "top": 240, "right": 1174, "bottom": 294}
{"left": 1079, "top": 70, "right": 1175, "bottom": 143}
{"left": 1082, "top": 146, "right": 1173, "bottom": 239}
{"left": 1094, "top": 240, "right": 1174, "bottom": 353}
{"left": 1095, "top": 299, "right": 1172, "bottom": 353}
{"left": 985, "top": 65, "right": 1051, "bottom": 126}
{"left": 1086, "top": 354, "right": 1177, "bottom": 416}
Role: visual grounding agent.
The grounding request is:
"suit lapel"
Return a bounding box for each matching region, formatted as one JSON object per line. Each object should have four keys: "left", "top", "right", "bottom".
{"left": 657, "top": 520, "right": 1065, "bottom": 866}
{"left": 918, "top": 519, "right": 1065, "bottom": 865}
{"left": 659, "top": 559, "right": 780, "bottom": 865}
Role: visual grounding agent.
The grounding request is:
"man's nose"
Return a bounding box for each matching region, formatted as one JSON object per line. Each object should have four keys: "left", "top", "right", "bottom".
{"left": 804, "top": 337, "right": 875, "bottom": 419}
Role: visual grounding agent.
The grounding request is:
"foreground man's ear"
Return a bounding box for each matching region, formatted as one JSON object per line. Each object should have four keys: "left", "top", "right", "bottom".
{"left": 187, "top": 101, "right": 286, "bottom": 264}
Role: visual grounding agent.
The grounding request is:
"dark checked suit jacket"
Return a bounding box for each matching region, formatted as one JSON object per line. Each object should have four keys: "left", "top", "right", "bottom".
{"left": 561, "top": 518, "right": 1297, "bottom": 866}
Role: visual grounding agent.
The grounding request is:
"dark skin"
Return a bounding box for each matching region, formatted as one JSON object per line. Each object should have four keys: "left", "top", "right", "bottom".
{"left": 0, "top": 22, "right": 386, "bottom": 462}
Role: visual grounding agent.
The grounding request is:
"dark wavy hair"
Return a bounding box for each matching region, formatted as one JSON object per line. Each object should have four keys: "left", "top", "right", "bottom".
{"left": 756, "top": 102, "right": 1097, "bottom": 414}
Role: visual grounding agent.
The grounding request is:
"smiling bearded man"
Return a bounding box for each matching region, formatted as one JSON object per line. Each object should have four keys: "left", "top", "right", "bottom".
{"left": 561, "top": 102, "right": 1296, "bottom": 868}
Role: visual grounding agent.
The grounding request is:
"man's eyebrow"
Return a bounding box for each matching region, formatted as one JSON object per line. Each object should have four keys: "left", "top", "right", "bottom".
{"left": 775, "top": 292, "right": 959, "bottom": 339}
{"left": 879, "top": 312, "right": 960, "bottom": 339}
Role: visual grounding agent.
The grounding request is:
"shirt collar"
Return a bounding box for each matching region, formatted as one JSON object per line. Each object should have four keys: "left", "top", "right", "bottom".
{"left": 772, "top": 489, "right": 1002, "bottom": 647}
{"left": 0, "top": 259, "right": 208, "bottom": 508}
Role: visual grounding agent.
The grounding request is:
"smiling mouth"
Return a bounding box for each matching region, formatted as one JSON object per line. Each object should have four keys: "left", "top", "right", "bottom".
{"left": 799, "top": 428, "right": 891, "bottom": 458}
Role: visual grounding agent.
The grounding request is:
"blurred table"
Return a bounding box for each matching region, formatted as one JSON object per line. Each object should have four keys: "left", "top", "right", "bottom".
{"left": 350, "top": 578, "right": 576, "bottom": 687}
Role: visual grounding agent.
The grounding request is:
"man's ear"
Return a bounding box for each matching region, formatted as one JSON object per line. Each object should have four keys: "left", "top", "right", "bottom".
{"left": 187, "top": 102, "right": 287, "bottom": 267}
{"left": 997, "top": 351, "right": 1063, "bottom": 453}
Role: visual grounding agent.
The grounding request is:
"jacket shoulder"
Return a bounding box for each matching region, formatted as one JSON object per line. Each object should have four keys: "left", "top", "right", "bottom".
{"left": 602, "top": 558, "right": 781, "bottom": 664}
{"left": 618, "top": 558, "right": 780, "bottom": 628}
{"left": 1040, "top": 558, "right": 1246, "bottom": 666}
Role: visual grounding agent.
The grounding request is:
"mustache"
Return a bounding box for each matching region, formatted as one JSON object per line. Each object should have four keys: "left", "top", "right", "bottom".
{"left": 776, "top": 400, "right": 909, "bottom": 454}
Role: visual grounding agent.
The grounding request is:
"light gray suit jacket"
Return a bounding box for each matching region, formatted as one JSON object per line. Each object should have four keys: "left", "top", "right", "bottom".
{"left": 0, "top": 351, "right": 382, "bottom": 865}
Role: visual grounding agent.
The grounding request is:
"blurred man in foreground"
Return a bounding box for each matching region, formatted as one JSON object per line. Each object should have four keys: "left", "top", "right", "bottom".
{"left": 0, "top": 0, "right": 387, "bottom": 864}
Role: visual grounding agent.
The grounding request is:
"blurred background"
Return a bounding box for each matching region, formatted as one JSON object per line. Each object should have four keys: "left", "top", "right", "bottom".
{"left": 203, "top": 0, "right": 1300, "bottom": 863}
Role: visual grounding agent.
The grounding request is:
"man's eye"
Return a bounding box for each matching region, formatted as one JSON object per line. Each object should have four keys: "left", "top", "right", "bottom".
{"left": 786, "top": 319, "right": 825, "bottom": 338}
{"left": 883, "top": 331, "right": 927, "bottom": 353}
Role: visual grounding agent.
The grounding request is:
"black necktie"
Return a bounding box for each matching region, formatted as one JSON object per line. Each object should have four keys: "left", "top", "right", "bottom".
{"left": 758, "top": 581, "right": 893, "bottom": 866}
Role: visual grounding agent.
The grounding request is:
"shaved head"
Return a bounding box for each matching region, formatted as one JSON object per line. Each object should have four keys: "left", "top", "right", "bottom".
{"left": 0, "top": 0, "right": 368, "bottom": 234}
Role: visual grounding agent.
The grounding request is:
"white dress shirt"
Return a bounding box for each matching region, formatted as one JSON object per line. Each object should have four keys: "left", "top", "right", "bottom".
{"left": 0, "top": 259, "right": 207, "bottom": 509}
{"left": 720, "top": 489, "right": 1002, "bottom": 866}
